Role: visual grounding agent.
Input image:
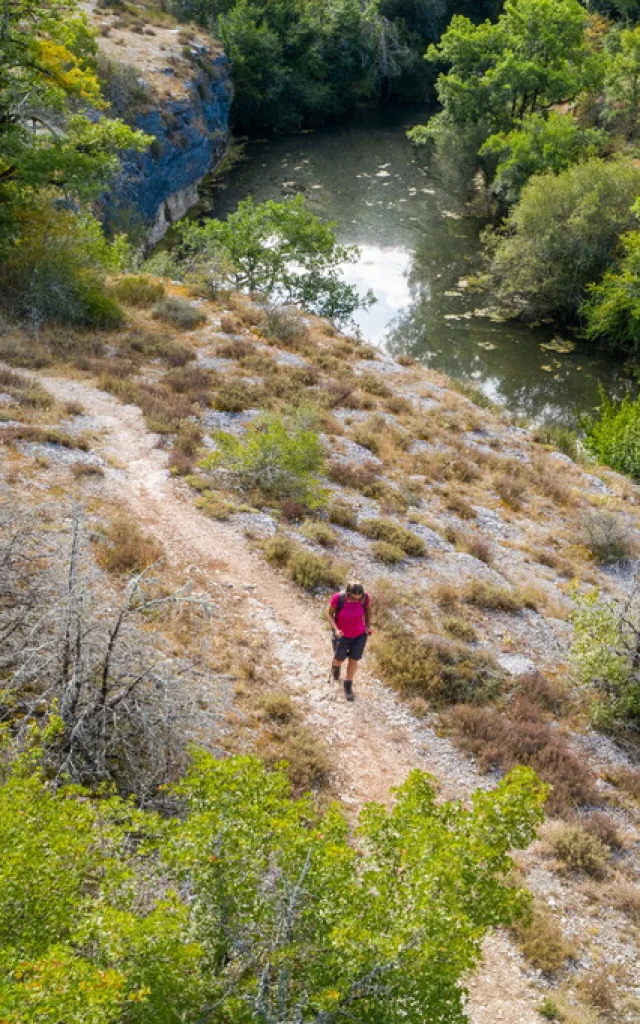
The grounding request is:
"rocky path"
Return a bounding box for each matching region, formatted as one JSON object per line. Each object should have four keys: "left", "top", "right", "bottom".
{"left": 40, "top": 373, "right": 542, "bottom": 1024}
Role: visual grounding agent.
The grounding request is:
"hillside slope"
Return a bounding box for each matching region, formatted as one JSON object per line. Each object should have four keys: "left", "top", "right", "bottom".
{"left": 1, "top": 288, "right": 639, "bottom": 1022}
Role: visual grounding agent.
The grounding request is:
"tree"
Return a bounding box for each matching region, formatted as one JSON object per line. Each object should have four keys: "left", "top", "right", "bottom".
{"left": 410, "top": 0, "right": 604, "bottom": 162}
{"left": 604, "top": 25, "right": 640, "bottom": 135}
{"left": 481, "top": 111, "right": 607, "bottom": 204}
{"left": 582, "top": 225, "right": 640, "bottom": 352}
{"left": 177, "top": 195, "right": 374, "bottom": 321}
{"left": 0, "top": 0, "right": 147, "bottom": 249}
{"left": 0, "top": 749, "right": 547, "bottom": 1024}
{"left": 582, "top": 389, "right": 640, "bottom": 477}
{"left": 482, "top": 157, "right": 640, "bottom": 321}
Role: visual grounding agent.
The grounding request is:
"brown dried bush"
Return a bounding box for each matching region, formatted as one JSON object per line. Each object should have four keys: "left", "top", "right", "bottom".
{"left": 463, "top": 578, "right": 524, "bottom": 613}
{"left": 326, "top": 458, "right": 380, "bottom": 491}
{"left": 494, "top": 474, "right": 525, "bottom": 510}
{"left": 547, "top": 822, "right": 609, "bottom": 877}
{"left": 220, "top": 312, "right": 242, "bottom": 334}
{"left": 513, "top": 905, "right": 576, "bottom": 974}
{"left": 610, "top": 881, "right": 640, "bottom": 924}
{"left": 96, "top": 515, "right": 163, "bottom": 574}
{"left": 358, "top": 517, "right": 426, "bottom": 556}
{"left": 446, "top": 704, "right": 598, "bottom": 814}
{"left": 579, "top": 811, "right": 623, "bottom": 851}
{"left": 71, "top": 461, "right": 104, "bottom": 479}
{"left": 328, "top": 500, "right": 357, "bottom": 529}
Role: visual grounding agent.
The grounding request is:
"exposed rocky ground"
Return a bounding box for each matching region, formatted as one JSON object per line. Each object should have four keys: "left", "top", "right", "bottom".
{"left": 1, "top": 286, "right": 639, "bottom": 1024}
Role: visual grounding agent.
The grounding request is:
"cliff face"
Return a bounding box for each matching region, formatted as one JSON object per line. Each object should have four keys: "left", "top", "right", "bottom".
{"left": 103, "top": 51, "right": 232, "bottom": 246}
{"left": 92, "top": 3, "right": 233, "bottom": 246}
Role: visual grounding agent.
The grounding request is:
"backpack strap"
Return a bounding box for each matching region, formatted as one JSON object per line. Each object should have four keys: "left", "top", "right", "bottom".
{"left": 337, "top": 592, "right": 346, "bottom": 614}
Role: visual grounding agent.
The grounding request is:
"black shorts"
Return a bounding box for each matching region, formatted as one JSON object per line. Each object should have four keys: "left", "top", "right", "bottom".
{"left": 333, "top": 632, "right": 368, "bottom": 662}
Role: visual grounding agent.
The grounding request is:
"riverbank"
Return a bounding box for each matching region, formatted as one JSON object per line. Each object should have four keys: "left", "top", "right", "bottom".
{"left": 1, "top": 281, "right": 639, "bottom": 1021}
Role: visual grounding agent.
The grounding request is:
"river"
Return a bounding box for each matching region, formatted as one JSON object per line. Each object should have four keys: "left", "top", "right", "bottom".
{"left": 202, "top": 107, "right": 625, "bottom": 425}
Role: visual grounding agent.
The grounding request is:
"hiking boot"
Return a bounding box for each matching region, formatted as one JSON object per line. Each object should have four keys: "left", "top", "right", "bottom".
{"left": 332, "top": 664, "right": 341, "bottom": 681}
{"left": 344, "top": 679, "right": 354, "bottom": 702}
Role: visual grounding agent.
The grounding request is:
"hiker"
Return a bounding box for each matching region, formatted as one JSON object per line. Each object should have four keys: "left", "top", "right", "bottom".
{"left": 327, "top": 581, "right": 372, "bottom": 702}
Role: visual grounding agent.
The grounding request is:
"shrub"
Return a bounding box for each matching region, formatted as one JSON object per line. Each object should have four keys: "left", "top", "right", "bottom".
{"left": 351, "top": 426, "right": 380, "bottom": 455}
{"left": 458, "top": 534, "right": 493, "bottom": 565}
{"left": 264, "top": 305, "right": 308, "bottom": 346}
{"left": 205, "top": 409, "right": 326, "bottom": 507}
{"left": 174, "top": 421, "right": 203, "bottom": 457}
{"left": 286, "top": 548, "right": 344, "bottom": 591}
{"left": 326, "top": 458, "right": 380, "bottom": 491}
{"left": 444, "top": 493, "right": 476, "bottom": 519}
{"left": 494, "top": 474, "right": 525, "bottom": 510}
{"left": 109, "top": 275, "right": 164, "bottom": 306}
{"left": 263, "top": 534, "right": 294, "bottom": 566}
{"left": 547, "top": 823, "right": 609, "bottom": 877}
{"left": 610, "top": 882, "right": 640, "bottom": 924}
{"left": 328, "top": 500, "right": 357, "bottom": 529}
{"left": 446, "top": 704, "right": 597, "bottom": 814}
{"left": 371, "top": 540, "right": 405, "bottom": 564}
{"left": 279, "top": 498, "right": 309, "bottom": 522}
{"left": 580, "top": 811, "right": 623, "bottom": 852}
{"left": 152, "top": 295, "right": 207, "bottom": 330}
{"left": 513, "top": 906, "right": 576, "bottom": 974}
{"left": 96, "top": 515, "right": 163, "bottom": 573}
{"left": 584, "top": 391, "right": 640, "bottom": 479}
{"left": 220, "top": 312, "right": 242, "bottom": 334}
{"left": 581, "top": 508, "right": 633, "bottom": 563}
{"left": 373, "top": 630, "right": 503, "bottom": 708}
{"left": 359, "top": 373, "right": 390, "bottom": 398}
{"left": 484, "top": 158, "right": 640, "bottom": 322}
{"left": 214, "top": 380, "right": 262, "bottom": 412}
{"left": 71, "top": 461, "right": 104, "bottom": 479}
{"left": 463, "top": 579, "right": 524, "bottom": 613}
{"left": 358, "top": 518, "right": 425, "bottom": 557}
{"left": 301, "top": 520, "right": 337, "bottom": 547}
{"left": 164, "top": 366, "right": 212, "bottom": 397}
{"left": 442, "top": 615, "right": 478, "bottom": 643}
{"left": 533, "top": 422, "right": 578, "bottom": 460}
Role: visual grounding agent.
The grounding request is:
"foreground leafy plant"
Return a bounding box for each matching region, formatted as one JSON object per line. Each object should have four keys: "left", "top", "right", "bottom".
{"left": 0, "top": 748, "right": 546, "bottom": 1024}
{"left": 203, "top": 407, "right": 327, "bottom": 508}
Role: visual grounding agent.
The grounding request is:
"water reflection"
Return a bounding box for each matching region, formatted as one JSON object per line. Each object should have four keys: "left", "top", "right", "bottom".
{"left": 203, "top": 106, "right": 624, "bottom": 424}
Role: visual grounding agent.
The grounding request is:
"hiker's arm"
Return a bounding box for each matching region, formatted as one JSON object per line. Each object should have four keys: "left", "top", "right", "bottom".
{"left": 327, "top": 601, "right": 342, "bottom": 636}
{"left": 365, "top": 600, "right": 372, "bottom": 634}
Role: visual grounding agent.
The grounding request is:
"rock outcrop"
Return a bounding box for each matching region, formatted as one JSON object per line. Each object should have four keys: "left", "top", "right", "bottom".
{"left": 94, "top": 8, "right": 232, "bottom": 245}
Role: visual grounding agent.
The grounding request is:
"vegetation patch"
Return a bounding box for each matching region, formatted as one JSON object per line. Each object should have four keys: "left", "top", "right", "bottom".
{"left": 446, "top": 702, "right": 598, "bottom": 814}
{"left": 109, "top": 275, "right": 165, "bottom": 306}
{"left": 96, "top": 515, "right": 163, "bottom": 574}
{"left": 373, "top": 629, "right": 503, "bottom": 708}
{"left": 546, "top": 822, "right": 609, "bottom": 878}
{"left": 371, "top": 540, "right": 406, "bottom": 564}
{"left": 152, "top": 295, "right": 207, "bottom": 330}
{"left": 358, "top": 518, "right": 426, "bottom": 557}
{"left": 513, "top": 905, "right": 576, "bottom": 974}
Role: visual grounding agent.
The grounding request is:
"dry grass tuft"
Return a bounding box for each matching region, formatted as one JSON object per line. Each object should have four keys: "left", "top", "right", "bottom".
{"left": 328, "top": 500, "right": 357, "bottom": 529}
{"left": 513, "top": 905, "right": 576, "bottom": 974}
{"left": 71, "top": 461, "right": 105, "bottom": 479}
{"left": 371, "top": 540, "right": 406, "bottom": 564}
{"left": 96, "top": 515, "right": 163, "bottom": 574}
{"left": 301, "top": 520, "right": 337, "bottom": 548}
{"left": 546, "top": 822, "right": 609, "bottom": 878}
{"left": 326, "top": 458, "right": 380, "bottom": 491}
{"left": 256, "top": 693, "right": 332, "bottom": 794}
{"left": 358, "top": 518, "right": 426, "bottom": 557}
{"left": 462, "top": 578, "right": 524, "bottom": 613}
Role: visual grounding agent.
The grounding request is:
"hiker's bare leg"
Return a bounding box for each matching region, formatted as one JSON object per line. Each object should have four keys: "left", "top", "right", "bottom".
{"left": 345, "top": 658, "right": 358, "bottom": 682}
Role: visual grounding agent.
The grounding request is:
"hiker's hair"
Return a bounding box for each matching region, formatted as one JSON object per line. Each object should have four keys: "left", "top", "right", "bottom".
{"left": 346, "top": 581, "right": 365, "bottom": 596}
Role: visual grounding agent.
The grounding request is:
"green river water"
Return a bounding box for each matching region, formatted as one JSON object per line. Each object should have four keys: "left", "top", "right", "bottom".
{"left": 203, "top": 107, "right": 626, "bottom": 425}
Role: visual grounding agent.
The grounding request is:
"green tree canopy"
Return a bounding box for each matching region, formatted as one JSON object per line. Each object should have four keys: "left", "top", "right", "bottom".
{"left": 582, "top": 224, "right": 640, "bottom": 352}
{"left": 481, "top": 111, "right": 607, "bottom": 204}
{"left": 0, "top": 0, "right": 147, "bottom": 250}
{"left": 0, "top": 749, "right": 547, "bottom": 1024}
{"left": 482, "top": 157, "right": 640, "bottom": 321}
{"left": 410, "top": 0, "right": 604, "bottom": 165}
{"left": 176, "top": 194, "right": 373, "bottom": 321}
{"left": 604, "top": 25, "right": 640, "bottom": 135}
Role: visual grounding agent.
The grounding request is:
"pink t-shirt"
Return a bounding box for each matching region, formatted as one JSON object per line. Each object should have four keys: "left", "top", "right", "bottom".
{"left": 330, "top": 592, "right": 369, "bottom": 638}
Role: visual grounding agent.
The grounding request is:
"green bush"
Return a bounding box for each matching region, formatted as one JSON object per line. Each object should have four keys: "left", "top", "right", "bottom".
{"left": 301, "top": 520, "right": 337, "bottom": 547}
{"left": 152, "top": 295, "right": 207, "bottom": 330}
{"left": 0, "top": 750, "right": 546, "bottom": 1024}
{"left": 371, "top": 540, "right": 406, "bottom": 564}
{"left": 109, "top": 274, "right": 165, "bottom": 306}
{"left": 286, "top": 548, "right": 345, "bottom": 590}
{"left": 213, "top": 380, "right": 262, "bottom": 412}
{"left": 463, "top": 579, "right": 524, "bottom": 613}
{"left": 484, "top": 159, "right": 640, "bottom": 322}
{"left": 583, "top": 391, "right": 640, "bottom": 479}
{"left": 374, "top": 629, "right": 503, "bottom": 707}
{"left": 263, "top": 533, "right": 294, "bottom": 566}
{"left": 358, "top": 518, "right": 425, "bottom": 557}
{"left": 533, "top": 422, "right": 578, "bottom": 460}
{"left": 204, "top": 409, "right": 326, "bottom": 507}
{"left": 328, "top": 500, "right": 357, "bottom": 528}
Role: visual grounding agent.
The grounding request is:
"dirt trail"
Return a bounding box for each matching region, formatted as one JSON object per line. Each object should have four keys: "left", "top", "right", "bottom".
{"left": 40, "top": 373, "right": 542, "bottom": 1024}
